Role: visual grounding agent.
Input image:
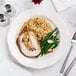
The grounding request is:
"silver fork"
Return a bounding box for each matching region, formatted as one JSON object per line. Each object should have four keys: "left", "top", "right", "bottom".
{"left": 64, "top": 57, "right": 76, "bottom": 76}
{"left": 60, "top": 32, "right": 76, "bottom": 73}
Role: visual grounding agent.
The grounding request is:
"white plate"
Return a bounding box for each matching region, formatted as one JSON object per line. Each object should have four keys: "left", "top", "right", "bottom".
{"left": 7, "top": 7, "right": 70, "bottom": 69}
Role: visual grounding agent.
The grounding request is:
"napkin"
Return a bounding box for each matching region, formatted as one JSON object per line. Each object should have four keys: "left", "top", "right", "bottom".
{"left": 52, "top": 0, "right": 76, "bottom": 12}
{"left": 0, "top": 60, "right": 32, "bottom": 76}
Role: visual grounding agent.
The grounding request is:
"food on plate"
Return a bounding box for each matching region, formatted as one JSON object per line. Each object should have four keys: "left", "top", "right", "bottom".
{"left": 16, "top": 31, "right": 41, "bottom": 58}
{"left": 16, "top": 17, "right": 59, "bottom": 58}
{"left": 40, "top": 28, "right": 59, "bottom": 56}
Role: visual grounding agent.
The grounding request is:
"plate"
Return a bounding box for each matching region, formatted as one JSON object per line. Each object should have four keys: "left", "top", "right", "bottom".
{"left": 7, "top": 7, "right": 70, "bottom": 69}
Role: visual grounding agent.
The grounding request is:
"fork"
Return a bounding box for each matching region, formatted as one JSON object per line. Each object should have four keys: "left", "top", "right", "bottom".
{"left": 64, "top": 57, "right": 76, "bottom": 76}
{"left": 60, "top": 32, "right": 76, "bottom": 73}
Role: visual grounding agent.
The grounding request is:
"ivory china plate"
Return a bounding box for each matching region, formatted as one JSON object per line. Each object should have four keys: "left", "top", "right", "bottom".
{"left": 7, "top": 7, "right": 70, "bottom": 69}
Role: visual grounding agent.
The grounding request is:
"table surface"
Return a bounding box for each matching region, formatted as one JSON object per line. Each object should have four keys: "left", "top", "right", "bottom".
{"left": 0, "top": 0, "right": 76, "bottom": 76}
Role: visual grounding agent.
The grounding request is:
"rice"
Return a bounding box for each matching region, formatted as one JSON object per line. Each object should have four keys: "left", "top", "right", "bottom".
{"left": 18, "top": 17, "right": 53, "bottom": 50}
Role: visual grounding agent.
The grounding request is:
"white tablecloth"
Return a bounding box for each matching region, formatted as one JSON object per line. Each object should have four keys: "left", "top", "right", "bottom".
{"left": 0, "top": 0, "right": 76, "bottom": 76}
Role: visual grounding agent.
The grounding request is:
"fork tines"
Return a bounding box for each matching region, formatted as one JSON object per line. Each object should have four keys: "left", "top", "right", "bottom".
{"left": 72, "top": 32, "right": 76, "bottom": 40}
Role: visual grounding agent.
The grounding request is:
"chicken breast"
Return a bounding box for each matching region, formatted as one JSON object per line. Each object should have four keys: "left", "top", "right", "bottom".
{"left": 16, "top": 31, "right": 41, "bottom": 58}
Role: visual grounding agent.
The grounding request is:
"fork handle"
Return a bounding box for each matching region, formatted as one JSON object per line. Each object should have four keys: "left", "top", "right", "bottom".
{"left": 60, "top": 44, "right": 73, "bottom": 73}
{"left": 64, "top": 57, "right": 76, "bottom": 76}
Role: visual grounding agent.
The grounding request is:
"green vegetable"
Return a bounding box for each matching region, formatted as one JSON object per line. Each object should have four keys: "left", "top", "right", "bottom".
{"left": 40, "top": 28, "right": 59, "bottom": 47}
{"left": 40, "top": 28, "right": 60, "bottom": 56}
